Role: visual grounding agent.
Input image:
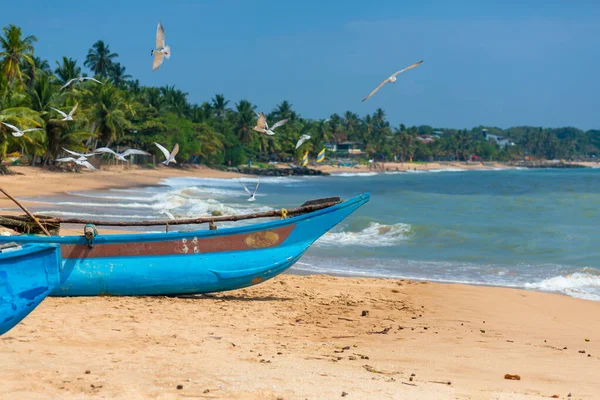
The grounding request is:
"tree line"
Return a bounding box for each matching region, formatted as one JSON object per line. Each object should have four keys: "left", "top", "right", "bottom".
{"left": 0, "top": 24, "right": 597, "bottom": 172}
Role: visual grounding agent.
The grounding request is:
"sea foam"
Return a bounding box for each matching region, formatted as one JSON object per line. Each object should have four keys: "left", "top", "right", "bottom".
{"left": 315, "top": 222, "right": 411, "bottom": 248}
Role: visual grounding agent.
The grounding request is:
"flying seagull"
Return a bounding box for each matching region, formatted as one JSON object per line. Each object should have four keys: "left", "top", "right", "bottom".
{"left": 295, "top": 134, "right": 311, "bottom": 149}
{"left": 60, "top": 76, "right": 103, "bottom": 90}
{"left": 1, "top": 122, "right": 43, "bottom": 137}
{"left": 55, "top": 156, "right": 97, "bottom": 171}
{"left": 239, "top": 179, "right": 260, "bottom": 202}
{"left": 159, "top": 210, "right": 175, "bottom": 220}
{"left": 62, "top": 148, "right": 98, "bottom": 158}
{"left": 95, "top": 147, "right": 151, "bottom": 162}
{"left": 154, "top": 142, "right": 179, "bottom": 165}
{"left": 151, "top": 22, "right": 171, "bottom": 71}
{"left": 253, "top": 112, "right": 289, "bottom": 135}
{"left": 50, "top": 103, "right": 79, "bottom": 121}
{"left": 362, "top": 60, "right": 424, "bottom": 102}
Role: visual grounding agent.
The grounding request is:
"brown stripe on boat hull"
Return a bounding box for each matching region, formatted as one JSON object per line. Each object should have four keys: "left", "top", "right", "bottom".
{"left": 61, "top": 225, "right": 295, "bottom": 259}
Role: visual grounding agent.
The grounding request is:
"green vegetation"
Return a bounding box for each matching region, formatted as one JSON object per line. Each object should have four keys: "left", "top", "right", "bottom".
{"left": 0, "top": 24, "right": 598, "bottom": 172}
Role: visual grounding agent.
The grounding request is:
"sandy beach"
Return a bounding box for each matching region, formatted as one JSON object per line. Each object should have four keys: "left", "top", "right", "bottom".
{"left": 1, "top": 165, "right": 599, "bottom": 399}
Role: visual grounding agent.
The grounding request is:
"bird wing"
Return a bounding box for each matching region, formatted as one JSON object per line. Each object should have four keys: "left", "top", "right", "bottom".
{"left": 60, "top": 78, "right": 76, "bottom": 90}
{"left": 95, "top": 147, "right": 118, "bottom": 156}
{"left": 295, "top": 134, "right": 311, "bottom": 149}
{"left": 55, "top": 157, "right": 76, "bottom": 162}
{"left": 170, "top": 143, "right": 180, "bottom": 159}
{"left": 239, "top": 180, "right": 252, "bottom": 196}
{"left": 68, "top": 103, "right": 79, "bottom": 118}
{"left": 270, "top": 118, "right": 289, "bottom": 130}
{"left": 1, "top": 122, "right": 19, "bottom": 132}
{"left": 21, "top": 128, "right": 43, "bottom": 134}
{"left": 50, "top": 107, "right": 68, "bottom": 118}
{"left": 154, "top": 142, "right": 171, "bottom": 159}
{"left": 391, "top": 60, "right": 424, "bottom": 78}
{"left": 156, "top": 22, "right": 166, "bottom": 48}
{"left": 256, "top": 112, "right": 266, "bottom": 130}
{"left": 85, "top": 77, "right": 104, "bottom": 85}
{"left": 152, "top": 52, "right": 165, "bottom": 71}
{"left": 77, "top": 160, "right": 97, "bottom": 171}
{"left": 121, "top": 149, "right": 151, "bottom": 157}
{"left": 362, "top": 79, "right": 389, "bottom": 102}
{"left": 253, "top": 179, "right": 260, "bottom": 196}
{"left": 62, "top": 148, "right": 83, "bottom": 158}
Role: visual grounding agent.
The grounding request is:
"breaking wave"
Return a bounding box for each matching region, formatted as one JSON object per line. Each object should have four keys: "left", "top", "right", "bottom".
{"left": 315, "top": 222, "right": 412, "bottom": 247}
{"left": 332, "top": 172, "right": 379, "bottom": 177}
{"left": 525, "top": 270, "right": 600, "bottom": 301}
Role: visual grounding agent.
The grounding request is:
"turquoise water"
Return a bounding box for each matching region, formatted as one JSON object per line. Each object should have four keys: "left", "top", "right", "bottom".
{"left": 20, "top": 168, "right": 600, "bottom": 300}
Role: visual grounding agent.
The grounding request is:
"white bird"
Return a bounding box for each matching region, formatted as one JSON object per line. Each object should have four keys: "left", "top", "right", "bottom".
{"left": 55, "top": 157, "right": 97, "bottom": 171}
{"left": 1, "top": 122, "right": 43, "bottom": 137}
{"left": 159, "top": 210, "right": 175, "bottom": 220}
{"left": 253, "top": 112, "right": 288, "bottom": 135}
{"left": 154, "top": 142, "right": 179, "bottom": 165}
{"left": 95, "top": 147, "right": 151, "bottom": 162}
{"left": 151, "top": 22, "right": 171, "bottom": 71}
{"left": 50, "top": 103, "right": 79, "bottom": 121}
{"left": 362, "top": 60, "right": 424, "bottom": 102}
{"left": 295, "top": 134, "right": 311, "bottom": 149}
{"left": 62, "top": 147, "right": 98, "bottom": 158}
{"left": 239, "top": 179, "right": 260, "bottom": 202}
{"left": 60, "top": 76, "right": 103, "bottom": 90}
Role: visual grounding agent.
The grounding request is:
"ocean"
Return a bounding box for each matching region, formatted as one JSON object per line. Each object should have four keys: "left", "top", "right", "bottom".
{"left": 20, "top": 168, "right": 600, "bottom": 301}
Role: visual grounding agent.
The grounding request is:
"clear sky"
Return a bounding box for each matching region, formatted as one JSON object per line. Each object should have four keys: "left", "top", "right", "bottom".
{"left": 2, "top": 0, "right": 599, "bottom": 130}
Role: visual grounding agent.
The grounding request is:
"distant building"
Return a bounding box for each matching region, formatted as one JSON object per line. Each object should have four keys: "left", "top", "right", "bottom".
{"left": 325, "top": 142, "right": 363, "bottom": 156}
{"left": 417, "top": 135, "right": 436, "bottom": 144}
{"left": 482, "top": 129, "right": 515, "bottom": 148}
{"left": 337, "top": 142, "right": 363, "bottom": 155}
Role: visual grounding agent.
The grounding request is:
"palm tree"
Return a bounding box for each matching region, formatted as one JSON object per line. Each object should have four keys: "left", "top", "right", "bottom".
{"left": 0, "top": 104, "right": 43, "bottom": 167}
{"left": 44, "top": 119, "right": 94, "bottom": 164}
{"left": 271, "top": 100, "right": 298, "bottom": 122}
{"left": 85, "top": 84, "right": 130, "bottom": 144}
{"left": 54, "top": 57, "right": 81, "bottom": 87}
{"left": 234, "top": 100, "right": 256, "bottom": 144}
{"left": 84, "top": 40, "right": 118, "bottom": 78}
{"left": 28, "top": 71, "right": 62, "bottom": 113}
{"left": 110, "top": 63, "right": 131, "bottom": 88}
{"left": 0, "top": 24, "right": 37, "bottom": 86}
{"left": 22, "top": 56, "right": 51, "bottom": 88}
{"left": 211, "top": 94, "right": 229, "bottom": 118}
{"left": 161, "top": 85, "right": 189, "bottom": 116}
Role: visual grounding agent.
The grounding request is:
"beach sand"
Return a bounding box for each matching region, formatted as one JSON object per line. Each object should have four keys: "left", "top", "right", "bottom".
{"left": 1, "top": 165, "right": 599, "bottom": 399}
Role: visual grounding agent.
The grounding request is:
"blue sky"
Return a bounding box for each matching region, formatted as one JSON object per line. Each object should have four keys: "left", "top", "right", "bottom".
{"left": 2, "top": 0, "right": 599, "bottom": 130}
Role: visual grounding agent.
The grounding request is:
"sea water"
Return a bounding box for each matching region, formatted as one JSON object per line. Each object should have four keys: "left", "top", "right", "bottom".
{"left": 18, "top": 169, "right": 600, "bottom": 301}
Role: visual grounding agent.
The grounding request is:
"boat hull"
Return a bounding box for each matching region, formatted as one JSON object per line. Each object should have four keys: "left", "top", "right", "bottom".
{"left": 0, "top": 244, "right": 61, "bottom": 335}
{"left": 0, "top": 193, "right": 370, "bottom": 296}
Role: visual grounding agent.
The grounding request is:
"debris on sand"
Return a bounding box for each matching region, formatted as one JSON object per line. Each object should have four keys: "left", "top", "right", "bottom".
{"left": 362, "top": 365, "right": 399, "bottom": 376}
{"left": 504, "top": 374, "right": 521, "bottom": 380}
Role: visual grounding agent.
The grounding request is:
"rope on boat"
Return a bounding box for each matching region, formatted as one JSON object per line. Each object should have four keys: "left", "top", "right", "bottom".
{"left": 0, "top": 199, "right": 342, "bottom": 228}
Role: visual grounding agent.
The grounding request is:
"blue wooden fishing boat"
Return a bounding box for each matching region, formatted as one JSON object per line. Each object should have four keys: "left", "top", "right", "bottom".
{"left": 0, "top": 193, "right": 369, "bottom": 296}
{"left": 0, "top": 243, "right": 61, "bottom": 335}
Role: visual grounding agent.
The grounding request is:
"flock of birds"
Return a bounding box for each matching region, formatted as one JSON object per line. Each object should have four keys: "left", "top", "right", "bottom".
{"left": 2, "top": 21, "right": 423, "bottom": 203}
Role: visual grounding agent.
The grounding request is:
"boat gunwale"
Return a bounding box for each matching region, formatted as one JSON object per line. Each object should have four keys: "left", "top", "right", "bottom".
{"left": 0, "top": 243, "right": 60, "bottom": 260}
{"left": 3, "top": 193, "right": 370, "bottom": 244}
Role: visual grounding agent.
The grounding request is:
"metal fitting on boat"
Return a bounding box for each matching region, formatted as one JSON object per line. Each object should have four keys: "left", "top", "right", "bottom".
{"left": 84, "top": 224, "right": 98, "bottom": 249}
{"left": 209, "top": 220, "right": 217, "bottom": 231}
